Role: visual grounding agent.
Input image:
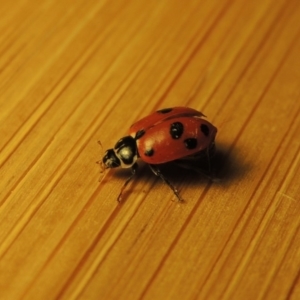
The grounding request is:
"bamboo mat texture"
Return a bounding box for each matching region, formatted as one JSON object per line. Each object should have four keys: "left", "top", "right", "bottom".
{"left": 1, "top": 0, "right": 300, "bottom": 299}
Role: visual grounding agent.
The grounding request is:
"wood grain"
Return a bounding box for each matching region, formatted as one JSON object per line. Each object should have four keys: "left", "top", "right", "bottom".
{"left": 1, "top": 0, "right": 300, "bottom": 299}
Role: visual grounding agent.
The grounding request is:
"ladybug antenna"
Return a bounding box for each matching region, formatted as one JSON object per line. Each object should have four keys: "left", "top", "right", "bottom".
{"left": 96, "top": 140, "right": 105, "bottom": 174}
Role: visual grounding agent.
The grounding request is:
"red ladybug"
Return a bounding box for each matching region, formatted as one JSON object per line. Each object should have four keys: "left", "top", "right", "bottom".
{"left": 99, "top": 107, "right": 217, "bottom": 202}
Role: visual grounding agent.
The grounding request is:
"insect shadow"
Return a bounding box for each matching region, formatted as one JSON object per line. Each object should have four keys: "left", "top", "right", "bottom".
{"left": 146, "top": 143, "right": 249, "bottom": 186}
{"left": 107, "top": 142, "right": 249, "bottom": 198}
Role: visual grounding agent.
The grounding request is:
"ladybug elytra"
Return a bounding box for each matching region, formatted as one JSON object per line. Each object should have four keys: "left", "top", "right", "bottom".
{"left": 98, "top": 107, "right": 217, "bottom": 202}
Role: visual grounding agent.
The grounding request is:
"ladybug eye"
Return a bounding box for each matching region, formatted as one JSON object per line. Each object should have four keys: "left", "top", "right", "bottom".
{"left": 170, "top": 122, "right": 184, "bottom": 139}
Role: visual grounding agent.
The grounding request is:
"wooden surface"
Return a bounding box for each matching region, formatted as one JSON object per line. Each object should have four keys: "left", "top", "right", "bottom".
{"left": 1, "top": 0, "right": 300, "bottom": 299}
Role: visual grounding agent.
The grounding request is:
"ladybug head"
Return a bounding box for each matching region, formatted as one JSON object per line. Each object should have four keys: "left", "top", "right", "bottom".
{"left": 102, "top": 136, "right": 138, "bottom": 169}
{"left": 102, "top": 149, "right": 121, "bottom": 169}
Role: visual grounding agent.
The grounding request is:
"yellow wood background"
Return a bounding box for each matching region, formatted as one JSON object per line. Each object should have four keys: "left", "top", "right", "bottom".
{"left": 1, "top": 0, "right": 300, "bottom": 299}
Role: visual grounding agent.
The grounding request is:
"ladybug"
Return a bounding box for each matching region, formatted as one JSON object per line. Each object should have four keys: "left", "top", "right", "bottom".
{"left": 98, "top": 107, "right": 217, "bottom": 202}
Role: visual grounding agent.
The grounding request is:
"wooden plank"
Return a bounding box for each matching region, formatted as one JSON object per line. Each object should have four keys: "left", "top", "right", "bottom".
{"left": 0, "top": 0, "right": 300, "bottom": 299}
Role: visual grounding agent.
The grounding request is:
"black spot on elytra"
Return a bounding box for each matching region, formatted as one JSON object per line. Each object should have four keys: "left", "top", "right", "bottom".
{"left": 135, "top": 129, "right": 145, "bottom": 140}
{"left": 184, "top": 138, "right": 197, "bottom": 149}
{"left": 201, "top": 124, "right": 209, "bottom": 136}
{"left": 157, "top": 108, "right": 173, "bottom": 114}
{"left": 170, "top": 122, "right": 184, "bottom": 139}
{"left": 144, "top": 148, "right": 154, "bottom": 157}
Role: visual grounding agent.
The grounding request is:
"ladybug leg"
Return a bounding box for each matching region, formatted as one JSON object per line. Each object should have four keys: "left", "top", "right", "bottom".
{"left": 149, "top": 164, "right": 184, "bottom": 202}
{"left": 118, "top": 163, "right": 138, "bottom": 202}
